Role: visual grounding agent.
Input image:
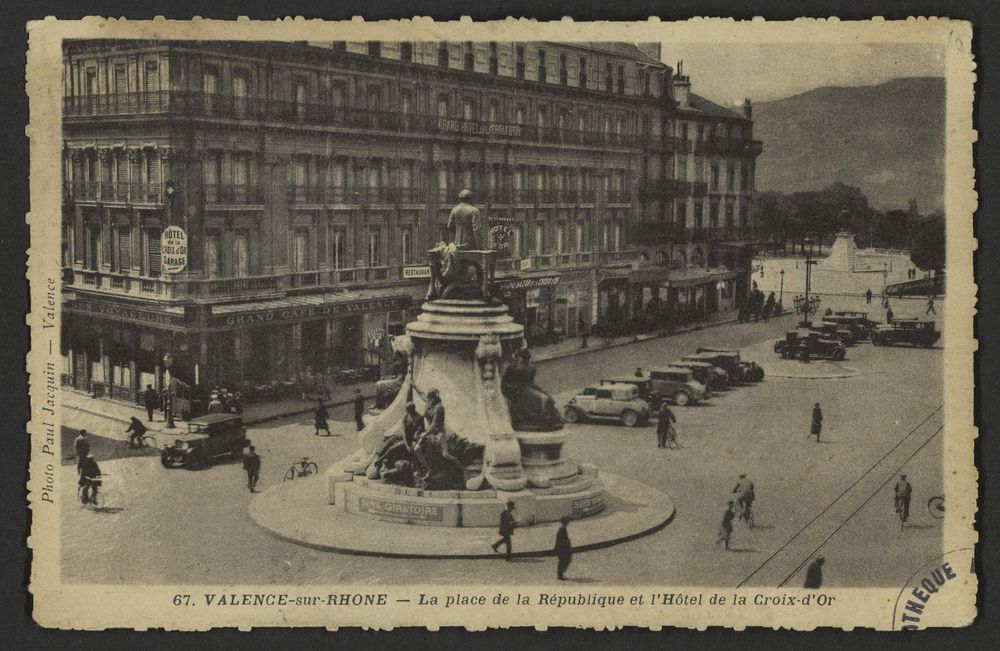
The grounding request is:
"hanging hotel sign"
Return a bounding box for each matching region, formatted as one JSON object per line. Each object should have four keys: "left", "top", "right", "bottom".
{"left": 214, "top": 295, "right": 412, "bottom": 327}
{"left": 160, "top": 226, "right": 188, "bottom": 274}
{"left": 489, "top": 223, "right": 514, "bottom": 251}
{"left": 402, "top": 265, "right": 432, "bottom": 279}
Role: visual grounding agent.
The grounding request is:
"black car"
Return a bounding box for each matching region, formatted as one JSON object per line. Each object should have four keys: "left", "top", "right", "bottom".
{"left": 774, "top": 330, "right": 846, "bottom": 360}
{"left": 870, "top": 319, "right": 940, "bottom": 348}
{"left": 693, "top": 348, "right": 765, "bottom": 382}
{"left": 161, "top": 414, "right": 249, "bottom": 468}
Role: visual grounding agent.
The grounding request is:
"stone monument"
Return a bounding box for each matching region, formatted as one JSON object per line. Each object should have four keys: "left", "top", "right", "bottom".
{"left": 326, "top": 194, "right": 607, "bottom": 528}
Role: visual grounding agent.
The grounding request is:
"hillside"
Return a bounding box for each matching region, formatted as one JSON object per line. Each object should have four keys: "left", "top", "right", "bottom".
{"left": 752, "top": 77, "right": 945, "bottom": 211}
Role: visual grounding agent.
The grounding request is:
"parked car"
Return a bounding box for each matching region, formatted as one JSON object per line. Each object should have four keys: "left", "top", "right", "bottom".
{"left": 648, "top": 367, "right": 710, "bottom": 405}
{"left": 599, "top": 376, "right": 662, "bottom": 410}
{"left": 693, "top": 348, "right": 765, "bottom": 382}
{"left": 774, "top": 330, "right": 847, "bottom": 360}
{"left": 563, "top": 383, "right": 652, "bottom": 427}
{"left": 669, "top": 359, "right": 730, "bottom": 390}
{"left": 813, "top": 320, "right": 858, "bottom": 346}
{"left": 830, "top": 311, "right": 880, "bottom": 339}
{"left": 161, "top": 414, "right": 249, "bottom": 468}
{"left": 870, "top": 319, "right": 940, "bottom": 348}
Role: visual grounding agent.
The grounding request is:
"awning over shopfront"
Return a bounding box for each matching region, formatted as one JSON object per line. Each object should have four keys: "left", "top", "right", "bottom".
{"left": 63, "top": 295, "right": 188, "bottom": 332}
{"left": 497, "top": 275, "right": 560, "bottom": 291}
{"left": 666, "top": 267, "right": 738, "bottom": 289}
{"left": 211, "top": 290, "right": 413, "bottom": 328}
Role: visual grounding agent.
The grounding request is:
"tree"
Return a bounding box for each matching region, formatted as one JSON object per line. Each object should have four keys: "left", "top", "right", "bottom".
{"left": 910, "top": 213, "right": 945, "bottom": 272}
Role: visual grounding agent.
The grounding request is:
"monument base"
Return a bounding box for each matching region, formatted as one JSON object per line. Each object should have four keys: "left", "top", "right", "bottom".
{"left": 248, "top": 473, "right": 674, "bottom": 557}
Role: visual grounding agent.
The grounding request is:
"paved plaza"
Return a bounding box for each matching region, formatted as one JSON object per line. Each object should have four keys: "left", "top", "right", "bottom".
{"left": 61, "top": 295, "right": 943, "bottom": 588}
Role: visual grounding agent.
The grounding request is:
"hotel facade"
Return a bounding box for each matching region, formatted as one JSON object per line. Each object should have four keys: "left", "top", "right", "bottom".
{"left": 60, "top": 39, "right": 761, "bottom": 404}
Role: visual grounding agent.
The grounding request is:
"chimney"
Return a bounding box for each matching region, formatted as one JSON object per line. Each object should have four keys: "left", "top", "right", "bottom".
{"left": 743, "top": 98, "right": 753, "bottom": 119}
{"left": 672, "top": 60, "right": 691, "bottom": 107}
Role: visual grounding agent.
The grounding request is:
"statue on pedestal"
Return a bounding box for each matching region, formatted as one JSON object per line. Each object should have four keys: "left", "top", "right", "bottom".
{"left": 426, "top": 188, "right": 496, "bottom": 302}
{"left": 501, "top": 348, "right": 564, "bottom": 432}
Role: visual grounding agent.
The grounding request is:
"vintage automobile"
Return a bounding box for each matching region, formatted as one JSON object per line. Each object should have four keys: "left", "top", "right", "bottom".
{"left": 601, "top": 368, "right": 709, "bottom": 408}
{"left": 811, "top": 320, "right": 857, "bottom": 346}
{"left": 830, "top": 311, "right": 880, "bottom": 340}
{"left": 160, "top": 414, "right": 249, "bottom": 469}
{"left": 563, "top": 383, "right": 652, "bottom": 427}
{"left": 774, "top": 330, "right": 847, "bottom": 360}
{"left": 668, "top": 359, "right": 730, "bottom": 390}
{"left": 870, "top": 319, "right": 940, "bottom": 348}
{"left": 692, "top": 348, "right": 765, "bottom": 382}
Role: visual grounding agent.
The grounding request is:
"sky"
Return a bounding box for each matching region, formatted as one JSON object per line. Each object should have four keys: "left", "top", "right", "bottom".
{"left": 659, "top": 42, "right": 945, "bottom": 105}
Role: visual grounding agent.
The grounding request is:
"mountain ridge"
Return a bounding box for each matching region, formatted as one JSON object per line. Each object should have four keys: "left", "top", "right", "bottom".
{"left": 752, "top": 77, "right": 945, "bottom": 211}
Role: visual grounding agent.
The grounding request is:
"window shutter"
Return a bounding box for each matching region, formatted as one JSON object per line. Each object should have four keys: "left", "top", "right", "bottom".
{"left": 148, "top": 229, "right": 161, "bottom": 276}
{"left": 118, "top": 228, "right": 132, "bottom": 269}
{"left": 114, "top": 64, "right": 127, "bottom": 94}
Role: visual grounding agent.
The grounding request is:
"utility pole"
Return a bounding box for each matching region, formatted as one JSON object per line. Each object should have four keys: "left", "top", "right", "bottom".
{"left": 802, "top": 237, "right": 819, "bottom": 326}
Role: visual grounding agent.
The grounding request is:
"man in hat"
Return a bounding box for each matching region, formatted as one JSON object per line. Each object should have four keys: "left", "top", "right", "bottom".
{"left": 243, "top": 445, "right": 261, "bottom": 492}
{"left": 142, "top": 383, "right": 159, "bottom": 422}
{"left": 448, "top": 189, "right": 483, "bottom": 250}
{"left": 73, "top": 429, "right": 90, "bottom": 468}
{"left": 732, "top": 473, "right": 755, "bottom": 524}
{"left": 207, "top": 393, "right": 224, "bottom": 414}
{"left": 491, "top": 501, "right": 517, "bottom": 561}
{"left": 314, "top": 400, "right": 331, "bottom": 436}
{"left": 554, "top": 517, "right": 573, "bottom": 580}
{"left": 894, "top": 473, "right": 913, "bottom": 525}
{"left": 804, "top": 555, "right": 825, "bottom": 588}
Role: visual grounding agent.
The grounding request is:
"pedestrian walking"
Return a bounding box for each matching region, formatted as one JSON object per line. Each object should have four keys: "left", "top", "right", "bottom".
{"left": 491, "top": 501, "right": 517, "bottom": 561}
{"left": 716, "top": 501, "right": 736, "bottom": 550}
{"left": 886, "top": 306, "right": 894, "bottom": 324}
{"left": 555, "top": 517, "right": 573, "bottom": 580}
{"left": 125, "top": 416, "right": 148, "bottom": 448}
{"left": 732, "top": 474, "right": 755, "bottom": 524}
{"left": 142, "top": 384, "right": 159, "bottom": 423}
{"left": 803, "top": 555, "right": 825, "bottom": 589}
{"left": 579, "top": 317, "right": 589, "bottom": 349}
{"left": 656, "top": 403, "right": 677, "bottom": 449}
{"left": 894, "top": 473, "right": 912, "bottom": 526}
{"left": 314, "top": 401, "right": 331, "bottom": 436}
{"left": 243, "top": 445, "right": 261, "bottom": 492}
{"left": 926, "top": 296, "right": 937, "bottom": 315}
{"left": 354, "top": 389, "right": 366, "bottom": 432}
{"left": 865, "top": 288, "right": 873, "bottom": 305}
{"left": 809, "top": 403, "right": 823, "bottom": 442}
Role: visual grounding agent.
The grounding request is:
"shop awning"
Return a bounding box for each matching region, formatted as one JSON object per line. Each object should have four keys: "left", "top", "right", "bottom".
{"left": 63, "top": 296, "right": 188, "bottom": 331}
{"left": 627, "top": 267, "right": 674, "bottom": 285}
{"left": 211, "top": 290, "right": 413, "bottom": 327}
{"left": 666, "top": 267, "right": 738, "bottom": 289}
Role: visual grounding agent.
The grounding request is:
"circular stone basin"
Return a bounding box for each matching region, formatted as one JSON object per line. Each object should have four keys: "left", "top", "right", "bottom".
{"left": 248, "top": 473, "right": 675, "bottom": 558}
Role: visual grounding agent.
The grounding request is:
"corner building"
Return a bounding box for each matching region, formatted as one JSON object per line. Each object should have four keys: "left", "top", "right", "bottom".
{"left": 60, "top": 39, "right": 760, "bottom": 403}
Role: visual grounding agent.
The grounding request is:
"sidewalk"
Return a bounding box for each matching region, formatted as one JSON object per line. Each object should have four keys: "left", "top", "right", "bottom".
{"left": 61, "top": 308, "right": 749, "bottom": 432}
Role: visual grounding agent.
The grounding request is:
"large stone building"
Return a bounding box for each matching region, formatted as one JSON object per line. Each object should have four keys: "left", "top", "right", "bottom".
{"left": 60, "top": 39, "right": 760, "bottom": 404}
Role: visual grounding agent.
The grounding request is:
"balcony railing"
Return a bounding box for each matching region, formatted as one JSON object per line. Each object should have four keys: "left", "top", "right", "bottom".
{"left": 63, "top": 181, "right": 163, "bottom": 204}
{"left": 286, "top": 185, "right": 427, "bottom": 206}
{"left": 203, "top": 184, "right": 265, "bottom": 205}
{"left": 64, "top": 90, "right": 643, "bottom": 149}
{"left": 606, "top": 190, "right": 631, "bottom": 204}
{"left": 694, "top": 137, "right": 765, "bottom": 157}
{"left": 639, "top": 179, "right": 693, "bottom": 197}
{"left": 597, "top": 249, "right": 643, "bottom": 266}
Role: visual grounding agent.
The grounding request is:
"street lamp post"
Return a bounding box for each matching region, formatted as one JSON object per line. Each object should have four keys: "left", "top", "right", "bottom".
{"left": 801, "top": 238, "right": 819, "bottom": 326}
{"left": 779, "top": 268, "right": 785, "bottom": 305}
{"left": 163, "top": 352, "right": 176, "bottom": 429}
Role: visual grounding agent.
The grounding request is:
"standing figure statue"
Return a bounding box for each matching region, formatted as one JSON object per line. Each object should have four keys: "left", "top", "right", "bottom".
{"left": 449, "top": 188, "right": 484, "bottom": 250}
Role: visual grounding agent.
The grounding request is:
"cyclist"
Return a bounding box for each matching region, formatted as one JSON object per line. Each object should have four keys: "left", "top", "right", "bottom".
{"left": 78, "top": 452, "right": 102, "bottom": 505}
{"left": 732, "top": 474, "right": 755, "bottom": 524}
{"left": 125, "top": 416, "right": 149, "bottom": 448}
{"left": 894, "top": 473, "right": 912, "bottom": 525}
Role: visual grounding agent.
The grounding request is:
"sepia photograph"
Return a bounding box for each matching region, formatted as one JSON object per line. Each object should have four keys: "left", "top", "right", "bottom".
{"left": 26, "top": 17, "right": 977, "bottom": 630}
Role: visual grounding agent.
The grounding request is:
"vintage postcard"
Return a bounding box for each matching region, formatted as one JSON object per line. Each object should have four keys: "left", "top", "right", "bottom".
{"left": 26, "top": 17, "right": 976, "bottom": 630}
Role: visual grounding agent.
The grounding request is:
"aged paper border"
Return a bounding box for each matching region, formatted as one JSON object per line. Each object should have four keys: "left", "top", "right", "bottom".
{"left": 25, "top": 16, "right": 977, "bottom": 630}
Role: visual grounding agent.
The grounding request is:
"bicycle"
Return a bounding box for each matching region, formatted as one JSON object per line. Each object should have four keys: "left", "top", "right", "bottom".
{"left": 125, "top": 433, "right": 158, "bottom": 454}
{"left": 78, "top": 474, "right": 108, "bottom": 509}
{"left": 284, "top": 457, "right": 319, "bottom": 482}
{"left": 927, "top": 495, "right": 945, "bottom": 519}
